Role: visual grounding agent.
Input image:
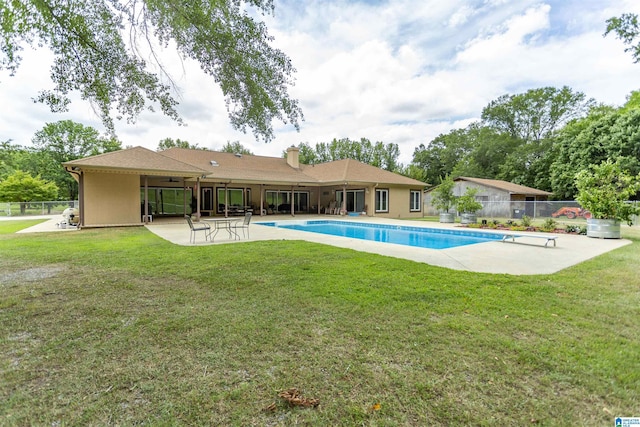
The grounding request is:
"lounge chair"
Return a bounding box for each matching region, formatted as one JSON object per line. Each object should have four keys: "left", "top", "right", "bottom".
{"left": 325, "top": 201, "right": 336, "bottom": 215}
{"left": 232, "top": 212, "right": 252, "bottom": 239}
{"left": 185, "top": 215, "right": 211, "bottom": 243}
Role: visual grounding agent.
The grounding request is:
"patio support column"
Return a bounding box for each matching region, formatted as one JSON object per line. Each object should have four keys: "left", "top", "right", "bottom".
{"left": 183, "top": 181, "right": 187, "bottom": 215}
{"left": 196, "top": 177, "right": 201, "bottom": 219}
{"left": 78, "top": 171, "right": 85, "bottom": 227}
{"left": 291, "top": 185, "right": 295, "bottom": 217}
{"left": 317, "top": 189, "right": 321, "bottom": 214}
{"left": 260, "top": 185, "right": 264, "bottom": 216}
{"left": 143, "top": 176, "right": 149, "bottom": 223}
{"left": 224, "top": 184, "right": 228, "bottom": 217}
{"left": 342, "top": 185, "right": 347, "bottom": 214}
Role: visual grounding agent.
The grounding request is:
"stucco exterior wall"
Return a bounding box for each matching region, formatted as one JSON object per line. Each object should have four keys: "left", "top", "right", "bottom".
{"left": 385, "top": 186, "right": 421, "bottom": 218}
{"left": 83, "top": 172, "right": 141, "bottom": 226}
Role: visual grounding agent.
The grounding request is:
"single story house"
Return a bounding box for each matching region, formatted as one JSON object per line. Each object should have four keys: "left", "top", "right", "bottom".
{"left": 63, "top": 146, "right": 427, "bottom": 228}
{"left": 424, "top": 176, "right": 552, "bottom": 218}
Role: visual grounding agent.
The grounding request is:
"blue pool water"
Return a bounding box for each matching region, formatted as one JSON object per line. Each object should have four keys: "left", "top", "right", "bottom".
{"left": 257, "top": 220, "right": 502, "bottom": 250}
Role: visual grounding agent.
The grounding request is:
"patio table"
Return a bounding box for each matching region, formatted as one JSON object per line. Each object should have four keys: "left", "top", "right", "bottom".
{"left": 203, "top": 217, "right": 241, "bottom": 241}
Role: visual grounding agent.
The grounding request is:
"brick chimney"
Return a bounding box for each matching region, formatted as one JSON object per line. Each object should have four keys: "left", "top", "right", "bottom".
{"left": 286, "top": 146, "right": 300, "bottom": 169}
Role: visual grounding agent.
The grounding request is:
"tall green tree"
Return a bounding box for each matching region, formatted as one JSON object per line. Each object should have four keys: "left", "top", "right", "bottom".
{"left": 411, "top": 123, "right": 516, "bottom": 185}
{"left": 292, "top": 143, "right": 319, "bottom": 165}
{"left": 294, "top": 138, "right": 400, "bottom": 171}
{"left": 220, "top": 141, "right": 253, "bottom": 155}
{"left": 0, "top": 0, "right": 303, "bottom": 142}
{"left": 481, "top": 86, "right": 594, "bottom": 143}
{"left": 157, "top": 138, "right": 201, "bottom": 151}
{"left": 550, "top": 105, "right": 640, "bottom": 199}
{"left": 480, "top": 86, "right": 594, "bottom": 190}
{"left": 0, "top": 140, "right": 46, "bottom": 181}
{"left": 605, "top": 13, "right": 640, "bottom": 62}
{"left": 32, "top": 120, "right": 121, "bottom": 199}
{"left": 0, "top": 170, "right": 58, "bottom": 213}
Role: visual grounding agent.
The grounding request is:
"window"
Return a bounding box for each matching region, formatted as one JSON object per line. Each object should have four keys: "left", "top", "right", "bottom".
{"left": 217, "top": 188, "right": 249, "bottom": 213}
{"left": 266, "top": 190, "right": 309, "bottom": 213}
{"left": 410, "top": 190, "right": 421, "bottom": 212}
{"left": 140, "top": 187, "right": 192, "bottom": 215}
{"left": 375, "top": 189, "right": 389, "bottom": 212}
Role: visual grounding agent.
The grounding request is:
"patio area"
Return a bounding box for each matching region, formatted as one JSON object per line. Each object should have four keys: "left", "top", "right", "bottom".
{"left": 12, "top": 214, "right": 632, "bottom": 275}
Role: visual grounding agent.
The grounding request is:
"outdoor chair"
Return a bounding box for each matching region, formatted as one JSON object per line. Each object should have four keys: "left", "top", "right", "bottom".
{"left": 325, "top": 201, "right": 336, "bottom": 215}
{"left": 232, "top": 212, "right": 252, "bottom": 239}
{"left": 185, "top": 215, "right": 211, "bottom": 243}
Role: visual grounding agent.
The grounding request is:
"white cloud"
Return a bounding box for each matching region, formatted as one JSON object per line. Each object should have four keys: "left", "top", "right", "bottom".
{"left": 2, "top": 0, "right": 640, "bottom": 165}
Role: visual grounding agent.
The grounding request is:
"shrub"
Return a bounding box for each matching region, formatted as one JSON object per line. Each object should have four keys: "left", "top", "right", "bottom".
{"left": 431, "top": 175, "right": 456, "bottom": 213}
{"left": 521, "top": 215, "right": 532, "bottom": 227}
{"left": 541, "top": 218, "right": 557, "bottom": 232}
{"left": 575, "top": 159, "right": 640, "bottom": 225}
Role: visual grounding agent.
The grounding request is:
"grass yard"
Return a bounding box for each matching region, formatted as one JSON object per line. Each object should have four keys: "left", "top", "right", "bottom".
{"left": 1, "top": 222, "right": 639, "bottom": 425}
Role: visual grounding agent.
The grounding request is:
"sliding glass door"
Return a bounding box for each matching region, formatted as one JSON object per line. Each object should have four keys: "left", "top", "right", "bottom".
{"left": 336, "top": 190, "right": 365, "bottom": 213}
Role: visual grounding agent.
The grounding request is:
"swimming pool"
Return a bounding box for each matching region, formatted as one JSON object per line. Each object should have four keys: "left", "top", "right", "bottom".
{"left": 257, "top": 220, "right": 502, "bottom": 250}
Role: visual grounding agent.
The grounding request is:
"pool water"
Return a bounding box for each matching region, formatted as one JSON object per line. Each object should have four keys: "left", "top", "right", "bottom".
{"left": 257, "top": 220, "right": 502, "bottom": 250}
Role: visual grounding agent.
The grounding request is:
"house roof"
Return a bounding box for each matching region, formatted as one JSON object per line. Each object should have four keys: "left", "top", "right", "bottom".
{"left": 301, "top": 158, "right": 426, "bottom": 186}
{"left": 63, "top": 146, "right": 207, "bottom": 176}
{"left": 455, "top": 177, "right": 552, "bottom": 196}
{"left": 64, "top": 146, "right": 427, "bottom": 188}
{"left": 160, "top": 148, "right": 318, "bottom": 185}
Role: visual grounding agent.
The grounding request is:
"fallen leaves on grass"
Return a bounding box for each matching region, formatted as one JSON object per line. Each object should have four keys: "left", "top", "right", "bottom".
{"left": 264, "top": 388, "right": 320, "bottom": 412}
{"left": 279, "top": 388, "right": 320, "bottom": 408}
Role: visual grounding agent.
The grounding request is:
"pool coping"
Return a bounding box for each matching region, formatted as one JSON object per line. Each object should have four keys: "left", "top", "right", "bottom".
{"left": 248, "top": 217, "right": 631, "bottom": 275}
{"left": 11, "top": 215, "right": 633, "bottom": 275}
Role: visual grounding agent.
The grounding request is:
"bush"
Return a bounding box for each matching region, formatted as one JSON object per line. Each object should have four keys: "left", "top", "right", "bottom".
{"left": 541, "top": 218, "right": 557, "bottom": 232}
{"left": 575, "top": 159, "right": 640, "bottom": 225}
{"left": 521, "top": 215, "right": 532, "bottom": 227}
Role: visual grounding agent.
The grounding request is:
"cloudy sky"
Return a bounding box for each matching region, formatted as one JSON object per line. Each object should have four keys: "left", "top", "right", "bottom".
{"left": 1, "top": 0, "right": 640, "bottom": 164}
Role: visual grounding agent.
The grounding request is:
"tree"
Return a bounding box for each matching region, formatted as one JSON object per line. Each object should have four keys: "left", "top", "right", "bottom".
{"left": 294, "top": 138, "right": 400, "bottom": 171}
{"left": 411, "top": 122, "right": 516, "bottom": 185}
{"left": 431, "top": 175, "right": 456, "bottom": 214}
{"left": 575, "top": 159, "right": 640, "bottom": 225}
{"left": 605, "top": 13, "right": 640, "bottom": 63}
{"left": 220, "top": 141, "right": 253, "bottom": 155}
{"left": 1, "top": 0, "right": 303, "bottom": 142}
{"left": 481, "top": 86, "right": 594, "bottom": 143}
{"left": 0, "top": 170, "right": 58, "bottom": 213}
{"left": 32, "top": 120, "right": 121, "bottom": 199}
{"left": 0, "top": 140, "right": 48, "bottom": 182}
{"left": 157, "top": 138, "right": 201, "bottom": 151}
{"left": 292, "top": 143, "right": 319, "bottom": 165}
{"left": 550, "top": 105, "right": 640, "bottom": 199}
{"left": 479, "top": 87, "right": 594, "bottom": 191}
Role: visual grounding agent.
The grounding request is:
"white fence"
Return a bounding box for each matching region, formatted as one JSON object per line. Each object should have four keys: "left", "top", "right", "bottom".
{"left": 424, "top": 200, "right": 639, "bottom": 225}
{"left": 1, "top": 201, "right": 78, "bottom": 217}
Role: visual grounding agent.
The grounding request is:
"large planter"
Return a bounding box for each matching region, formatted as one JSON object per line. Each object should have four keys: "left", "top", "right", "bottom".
{"left": 586, "top": 218, "right": 621, "bottom": 239}
{"left": 460, "top": 213, "right": 477, "bottom": 224}
{"left": 439, "top": 212, "right": 455, "bottom": 223}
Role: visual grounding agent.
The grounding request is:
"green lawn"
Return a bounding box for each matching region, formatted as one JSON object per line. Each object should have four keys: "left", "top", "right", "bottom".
{"left": 1, "top": 222, "right": 639, "bottom": 425}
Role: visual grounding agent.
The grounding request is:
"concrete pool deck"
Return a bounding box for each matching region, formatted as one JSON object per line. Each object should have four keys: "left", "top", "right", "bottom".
{"left": 10, "top": 214, "right": 633, "bottom": 275}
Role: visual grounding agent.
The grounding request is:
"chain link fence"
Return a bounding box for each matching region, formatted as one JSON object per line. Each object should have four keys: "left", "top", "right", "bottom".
{"left": 1, "top": 201, "right": 78, "bottom": 217}
{"left": 424, "top": 200, "right": 639, "bottom": 225}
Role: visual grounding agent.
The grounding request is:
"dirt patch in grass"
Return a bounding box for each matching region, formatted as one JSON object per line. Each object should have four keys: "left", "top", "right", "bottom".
{"left": 0, "top": 265, "right": 66, "bottom": 285}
